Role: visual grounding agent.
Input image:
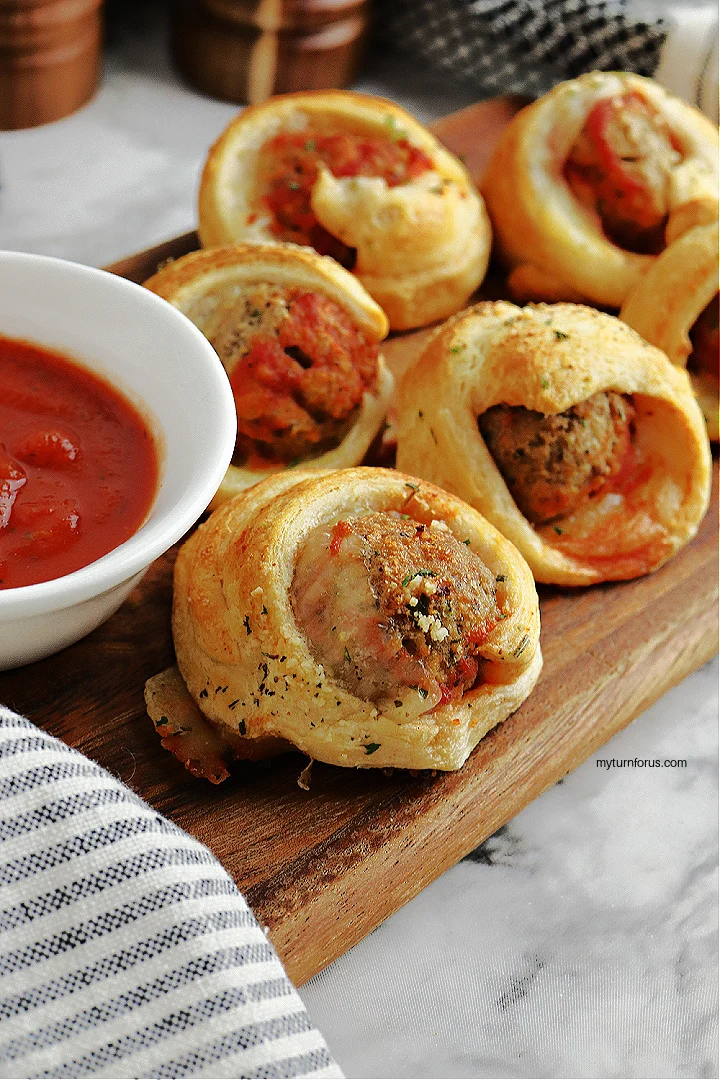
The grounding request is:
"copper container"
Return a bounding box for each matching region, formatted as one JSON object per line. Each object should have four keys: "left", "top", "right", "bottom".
{"left": 0, "top": 0, "right": 103, "bottom": 130}
{"left": 173, "top": 0, "right": 369, "bottom": 105}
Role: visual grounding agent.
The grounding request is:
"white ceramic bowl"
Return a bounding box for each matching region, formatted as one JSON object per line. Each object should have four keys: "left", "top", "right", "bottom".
{"left": 0, "top": 251, "right": 237, "bottom": 670}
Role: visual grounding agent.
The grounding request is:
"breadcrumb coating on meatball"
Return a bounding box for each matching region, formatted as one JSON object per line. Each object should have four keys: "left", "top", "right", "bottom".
{"left": 291, "top": 510, "right": 502, "bottom": 708}
{"left": 479, "top": 391, "right": 635, "bottom": 526}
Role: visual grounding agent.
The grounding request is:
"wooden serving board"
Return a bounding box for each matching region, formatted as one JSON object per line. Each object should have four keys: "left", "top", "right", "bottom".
{"left": 1, "top": 98, "right": 717, "bottom": 987}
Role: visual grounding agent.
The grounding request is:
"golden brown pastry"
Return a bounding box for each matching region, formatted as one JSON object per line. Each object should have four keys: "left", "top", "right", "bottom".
{"left": 197, "top": 90, "right": 491, "bottom": 330}
{"left": 620, "top": 221, "right": 719, "bottom": 441}
{"left": 395, "top": 301, "right": 712, "bottom": 586}
{"left": 144, "top": 243, "right": 392, "bottom": 504}
{"left": 167, "top": 466, "right": 542, "bottom": 775}
{"left": 145, "top": 665, "right": 292, "bottom": 784}
{"left": 482, "top": 72, "right": 718, "bottom": 309}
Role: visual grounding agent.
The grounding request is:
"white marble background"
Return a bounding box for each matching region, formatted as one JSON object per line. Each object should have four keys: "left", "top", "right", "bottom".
{"left": 0, "top": 4, "right": 717, "bottom": 1077}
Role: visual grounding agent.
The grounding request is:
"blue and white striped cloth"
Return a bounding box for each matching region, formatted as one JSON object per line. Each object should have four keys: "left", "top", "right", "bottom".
{"left": 0, "top": 708, "right": 342, "bottom": 1080}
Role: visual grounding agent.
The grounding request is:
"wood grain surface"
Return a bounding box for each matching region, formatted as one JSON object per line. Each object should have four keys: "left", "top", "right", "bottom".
{"left": 1, "top": 97, "right": 716, "bottom": 986}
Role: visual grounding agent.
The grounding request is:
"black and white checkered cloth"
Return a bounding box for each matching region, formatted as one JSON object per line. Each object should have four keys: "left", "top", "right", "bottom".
{"left": 376, "top": 0, "right": 664, "bottom": 97}
{"left": 375, "top": 0, "right": 718, "bottom": 114}
{"left": 0, "top": 708, "right": 342, "bottom": 1080}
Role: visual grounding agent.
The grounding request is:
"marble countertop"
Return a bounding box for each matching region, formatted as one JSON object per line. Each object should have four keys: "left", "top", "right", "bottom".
{"left": 1, "top": 6, "right": 716, "bottom": 1078}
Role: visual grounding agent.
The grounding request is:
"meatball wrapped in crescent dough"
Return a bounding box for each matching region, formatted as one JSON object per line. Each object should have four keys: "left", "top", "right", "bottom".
{"left": 482, "top": 72, "right": 718, "bottom": 308}
{"left": 144, "top": 244, "right": 392, "bottom": 505}
{"left": 395, "top": 302, "right": 711, "bottom": 586}
{"left": 168, "top": 467, "right": 542, "bottom": 774}
{"left": 197, "top": 90, "right": 491, "bottom": 330}
{"left": 620, "top": 222, "right": 719, "bottom": 441}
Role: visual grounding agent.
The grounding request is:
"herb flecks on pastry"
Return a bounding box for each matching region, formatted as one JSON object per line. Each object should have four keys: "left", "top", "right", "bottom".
{"left": 164, "top": 467, "right": 542, "bottom": 775}
{"left": 293, "top": 511, "right": 502, "bottom": 714}
{"left": 479, "top": 392, "right": 635, "bottom": 526}
{"left": 394, "top": 300, "right": 712, "bottom": 585}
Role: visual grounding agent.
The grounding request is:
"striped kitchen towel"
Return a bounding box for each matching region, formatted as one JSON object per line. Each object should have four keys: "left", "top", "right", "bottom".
{"left": 375, "top": 0, "right": 718, "bottom": 119}
{"left": 0, "top": 708, "right": 342, "bottom": 1080}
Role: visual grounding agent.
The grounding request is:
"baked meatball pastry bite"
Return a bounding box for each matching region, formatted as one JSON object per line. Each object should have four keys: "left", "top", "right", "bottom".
{"left": 166, "top": 467, "right": 541, "bottom": 775}
{"left": 482, "top": 72, "right": 718, "bottom": 309}
{"left": 144, "top": 244, "right": 392, "bottom": 504}
{"left": 395, "top": 301, "right": 711, "bottom": 586}
{"left": 197, "top": 90, "right": 491, "bottom": 330}
{"left": 620, "top": 221, "right": 719, "bottom": 441}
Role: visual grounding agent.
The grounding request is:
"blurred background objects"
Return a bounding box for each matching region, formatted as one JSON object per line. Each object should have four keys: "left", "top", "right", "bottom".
{"left": 172, "top": 0, "right": 370, "bottom": 103}
{"left": 0, "top": 0, "right": 103, "bottom": 129}
{"left": 2, "top": 0, "right": 717, "bottom": 130}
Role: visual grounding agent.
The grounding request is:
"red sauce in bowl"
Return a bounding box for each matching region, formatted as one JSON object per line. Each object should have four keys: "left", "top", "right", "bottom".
{"left": 0, "top": 336, "right": 159, "bottom": 589}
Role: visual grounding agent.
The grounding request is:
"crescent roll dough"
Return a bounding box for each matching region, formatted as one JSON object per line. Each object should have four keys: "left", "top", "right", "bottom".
{"left": 171, "top": 467, "right": 542, "bottom": 773}
{"left": 620, "top": 222, "right": 719, "bottom": 441}
{"left": 395, "top": 301, "right": 711, "bottom": 586}
{"left": 197, "top": 90, "right": 491, "bottom": 330}
{"left": 144, "top": 244, "right": 393, "bottom": 504}
{"left": 482, "top": 72, "right": 718, "bottom": 309}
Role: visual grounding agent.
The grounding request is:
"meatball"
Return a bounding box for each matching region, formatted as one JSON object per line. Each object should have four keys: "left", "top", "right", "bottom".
{"left": 565, "top": 92, "right": 681, "bottom": 255}
{"left": 479, "top": 391, "right": 635, "bottom": 526}
{"left": 291, "top": 510, "right": 502, "bottom": 709}
{"left": 209, "top": 284, "right": 379, "bottom": 463}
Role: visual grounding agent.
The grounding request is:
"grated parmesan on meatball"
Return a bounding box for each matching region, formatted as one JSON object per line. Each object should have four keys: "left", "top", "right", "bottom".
{"left": 479, "top": 391, "right": 635, "bottom": 526}
{"left": 291, "top": 511, "right": 502, "bottom": 710}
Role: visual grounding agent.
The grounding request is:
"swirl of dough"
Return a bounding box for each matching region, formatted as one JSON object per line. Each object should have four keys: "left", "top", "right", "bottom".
{"left": 394, "top": 301, "right": 711, "bottom": 585}
{"left": 197, "top": 90, "right": 491, "bottom": 331}
{"left": 481, "top": 72, "right": 718, "bottom": 309}
{"left": 620, "top": 222, "right": 718, "bottom": 441}
{"left": 171, "top": 467, "right": 542, "bottom": 772}
{"left": 144, "top": 243, "right": 393, "bottom": 504}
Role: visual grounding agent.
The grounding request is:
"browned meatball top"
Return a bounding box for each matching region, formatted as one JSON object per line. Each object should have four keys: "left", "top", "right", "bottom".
{"left": 291, "top": 511, "right": 502, "bottom": 710}
{"left": 479, "top": 391, "right": 635, "bottom": 526}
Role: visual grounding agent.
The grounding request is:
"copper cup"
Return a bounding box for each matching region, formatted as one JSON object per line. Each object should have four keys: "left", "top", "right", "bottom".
{"left": 173, "top": 0, "right": 369, "bottom": 105}
{"left": 0, "top": 0, "right": 104, "bottom": 130}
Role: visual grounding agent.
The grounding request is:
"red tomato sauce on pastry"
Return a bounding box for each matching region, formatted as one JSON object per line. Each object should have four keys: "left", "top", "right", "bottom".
{"left": 564, "top": 92, "right": 681, "bottom": 255}
{"left": 0, "top": 336, "right": 158, "bottom": 589}
{"left": 255, "top": 132, "right": 434, "bottom": 266}
{"left": 537, "top": 429, "right": 665, "bottom": 578}
{"left": 479, "top": 391, "right": 636, "bottom": 526}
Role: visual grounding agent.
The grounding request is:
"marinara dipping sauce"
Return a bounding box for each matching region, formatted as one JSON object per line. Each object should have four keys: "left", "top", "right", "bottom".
{"left": 0, "top": 336, "right": 159, "bottom": 589}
